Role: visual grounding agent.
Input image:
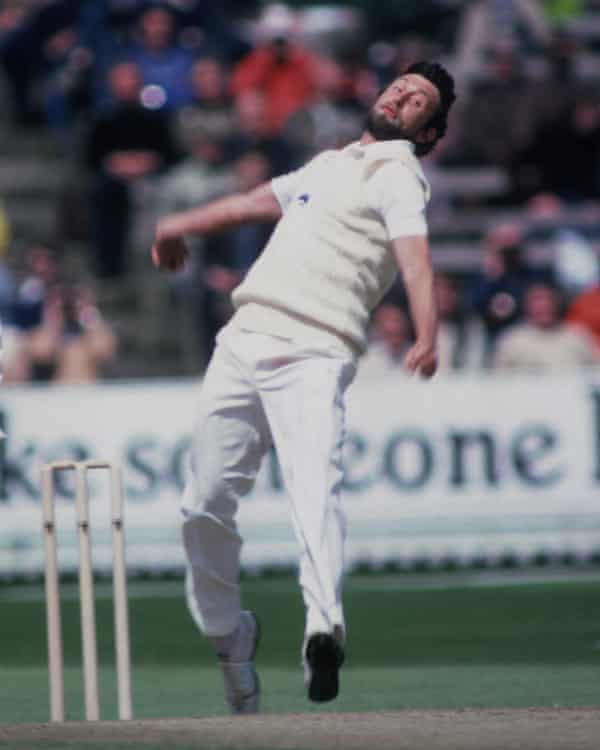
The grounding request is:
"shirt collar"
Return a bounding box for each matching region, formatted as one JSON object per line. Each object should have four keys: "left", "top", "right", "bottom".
{"left": 343, "top": 139, "right": 417, "bottom": 159}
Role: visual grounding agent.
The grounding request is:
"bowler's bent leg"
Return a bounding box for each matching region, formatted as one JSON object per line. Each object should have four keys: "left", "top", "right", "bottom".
{"left": 182, "top": 334, "right": 270, "bottom": 638}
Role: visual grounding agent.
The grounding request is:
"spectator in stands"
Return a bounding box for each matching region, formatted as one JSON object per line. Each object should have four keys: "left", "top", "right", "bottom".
{"left": 7, "top": 244, "right": 58, "bottom": 333}
{"left": 158, "top": 127, "right": 277, "bottom": 367}
{"left": 435, "top": 272, "right": 487, "bottom": 371}
{"left": 282, "top": 57, "right": 364, "bottom": 164}
{"left": 470, "top": 223, "right": 541, "bottom": 360}
{"left": 566, "top": 285, "right": 600, "bottom": 356}
{"left": 74, "top": 0, "right": 149, "bottom": 112}
{"left": 229, "top": 89, "right": 294, "bottom": 175}
{"left": 193, "top": 149, "right": 276, "bottom": 366}
{"left": 0, "top": 201, "right": 13, "bottom": 323}
{"left": 43, "top": 0, "right": 153, "bottom": 149}
{"left": 169, "top": 0, "right": 249, "bottom": 63}
{"left": 457, "top": 0, "right": 551, "bottom": 69}
{"left": 230, "top": 18, "right": 319, "bottom": 135}
{"left": 0, "top": 1, "right": 31, "bottom": 123}
{"left": 83, "top": 60, "right": 178, "bottom": 277}
{"left": 545, "top": 26, "right": 580, "bottom": 85}
{"left": 1, "top": 243, "right": 57, "bottom": 381}
{"left": 226, "top": 149, "right": 274, "bottom": 276}
{"left": 1, "top": 324, "right": 30, "bottom": 383}
{"left": 356, "top": 302, "right": 412, "bottom": 381}
{"left": 332, "top": 43, "right": 379, "bottom": 115}
{"left": 156, "top": 112, "right": 238, "bottom": 366}
{"left": 518, "top": 27, "right": 582, "bottom": 139}
{"left": 0, "top": 0, "right": 80, "bottom": 125}
{"left": 25, "top": 283, "right": 117, "bottom": 382}
{"left": 158, "top": 112, "right": 237, "bottom": 221}
{"left": 0, "top": 202, "right": 19, "bottom": 382}
{"left": 128, "top": 3, "right": 195, "bottom": 112}
{"left": 175, "top": 56, "right": 236, "bottom": 150}
{"left": 374, "top": 35, "right": 433, "bottom": 88}
{"left": 452, "top": 40, "right": 539, "bottom": 168}
{"left": 493, "top": 281, "right": 597, "bottom": 370}
{"left": 513, "top": 96, "right": 600, "bottom": 202}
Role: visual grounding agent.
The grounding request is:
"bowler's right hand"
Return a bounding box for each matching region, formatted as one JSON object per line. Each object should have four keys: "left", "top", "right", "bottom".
{"left": 151, "top": 222, "right": 189, "bottom": 272}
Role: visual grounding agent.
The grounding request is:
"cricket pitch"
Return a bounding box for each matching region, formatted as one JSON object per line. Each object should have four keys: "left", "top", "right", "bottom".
{"left": 1, "top": 708, "right": 599, "bottom": 750}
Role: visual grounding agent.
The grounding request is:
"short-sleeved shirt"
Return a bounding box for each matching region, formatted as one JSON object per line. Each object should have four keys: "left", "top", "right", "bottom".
{"left": 232, "top": 139, "right": 430, "bottom": 356}
{"left": 271, "top": 141, "right": 428, "bottom": 240}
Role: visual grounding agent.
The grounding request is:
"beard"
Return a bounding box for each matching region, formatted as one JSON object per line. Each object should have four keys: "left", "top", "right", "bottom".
{"left": 365, "top": 107, "right": 414, "bottom": 142}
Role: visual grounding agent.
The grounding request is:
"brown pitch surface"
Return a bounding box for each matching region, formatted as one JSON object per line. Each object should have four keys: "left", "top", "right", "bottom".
{"left": 1, "top": 708, "right": 600, "bottom": 750}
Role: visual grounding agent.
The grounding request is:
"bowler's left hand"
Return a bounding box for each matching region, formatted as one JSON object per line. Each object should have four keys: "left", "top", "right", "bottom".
{"left": 404, "top": 341, "right": 438, "bottom": 378}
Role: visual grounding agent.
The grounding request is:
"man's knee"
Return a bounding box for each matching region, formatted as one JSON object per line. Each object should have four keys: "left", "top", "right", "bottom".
{"left": 181, "top": 511, "right": 242, "bottom": 577}
{"left": 181, "top": 474, "right": 239, "bottom": 522}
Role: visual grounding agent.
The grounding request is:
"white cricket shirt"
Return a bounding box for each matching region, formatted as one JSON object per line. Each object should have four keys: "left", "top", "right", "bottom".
{"left": 231, "top": 139, "right": 430, "bottom": 355}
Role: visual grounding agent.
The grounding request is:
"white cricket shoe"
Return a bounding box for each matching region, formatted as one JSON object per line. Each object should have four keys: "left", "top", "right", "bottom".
{"left": 216, "top": 610, "right": 260, "bottom": 714}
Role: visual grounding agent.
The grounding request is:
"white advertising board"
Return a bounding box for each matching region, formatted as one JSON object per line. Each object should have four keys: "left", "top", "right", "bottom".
{"left": 1, "top": 372, "right": 599, "bottom": 577}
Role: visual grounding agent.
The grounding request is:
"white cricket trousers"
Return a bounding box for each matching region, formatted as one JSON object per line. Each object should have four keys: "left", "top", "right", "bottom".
{"left": 181, "top": 320, "right": 357, "bottom": 639}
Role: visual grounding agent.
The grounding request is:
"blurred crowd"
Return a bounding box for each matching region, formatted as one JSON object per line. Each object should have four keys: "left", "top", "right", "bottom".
{"left": 0, "top": 0, "right": 599, "bottom": 383}
{"left": 0, "top": 243, "right": 116, "bottom": 383}
{"left": 359, "top": 223, "right": 600, "bottom": 381}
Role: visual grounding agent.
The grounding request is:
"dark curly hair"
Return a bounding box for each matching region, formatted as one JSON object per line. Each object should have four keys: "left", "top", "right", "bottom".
{"left": 403, "top": 61, "right": 456, "bottom": 156}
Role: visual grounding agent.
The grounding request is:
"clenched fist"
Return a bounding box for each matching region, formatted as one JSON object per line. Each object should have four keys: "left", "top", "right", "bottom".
{"left": 403, "top": 340, "right": 438, "bottom": 378}
{"left": 151, "top": 221, "right": 189, "bottom": 272}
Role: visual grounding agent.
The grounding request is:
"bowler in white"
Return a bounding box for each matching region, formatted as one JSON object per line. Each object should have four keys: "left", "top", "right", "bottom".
{"left": 152, "top": 61, "right": 456, "bottom": 714}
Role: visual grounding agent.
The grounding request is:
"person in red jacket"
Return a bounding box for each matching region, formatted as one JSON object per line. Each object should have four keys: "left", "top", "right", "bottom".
{"left": 231, "top": 34, "right": 319, "bottom": 135}
{"left": 566, "top": 285, "right": 600, "bottom": 354}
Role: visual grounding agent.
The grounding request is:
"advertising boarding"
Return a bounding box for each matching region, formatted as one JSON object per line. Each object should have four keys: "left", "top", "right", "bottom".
{"left": 1, "top": 373, "right": 599, "bottom": 576}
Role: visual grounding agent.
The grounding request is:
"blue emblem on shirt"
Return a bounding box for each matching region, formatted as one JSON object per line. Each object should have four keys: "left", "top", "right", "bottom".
{"left": 297, "top": 193, "right": 310, "bottom": 204}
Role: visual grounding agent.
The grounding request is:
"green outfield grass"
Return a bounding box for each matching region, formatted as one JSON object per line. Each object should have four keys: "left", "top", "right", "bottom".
{"left": 1, "top": 574, "right": 599, "bottom": 723}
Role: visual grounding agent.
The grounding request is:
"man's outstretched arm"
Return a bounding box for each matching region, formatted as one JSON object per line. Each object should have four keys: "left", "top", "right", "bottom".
{"left": 391, "top": 235, "right": 438, "bottom": 378}
{"left": 152, "top": 182, "right": 282, "bottom": 271}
